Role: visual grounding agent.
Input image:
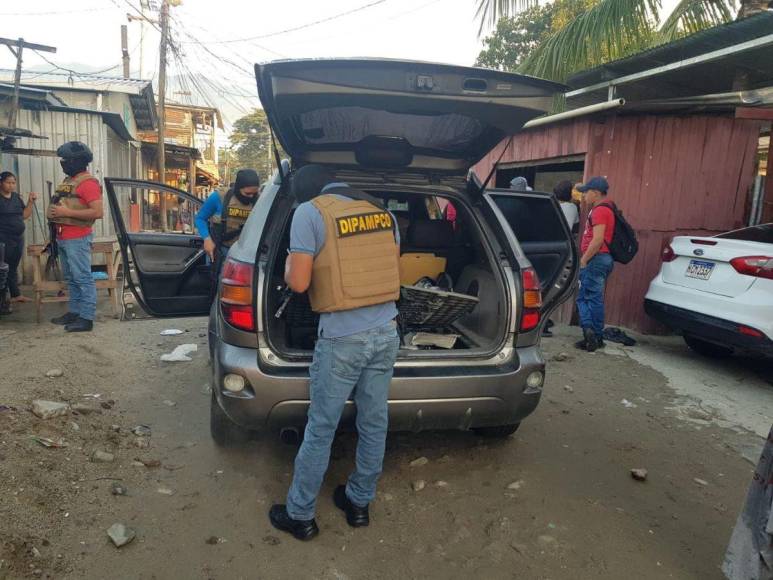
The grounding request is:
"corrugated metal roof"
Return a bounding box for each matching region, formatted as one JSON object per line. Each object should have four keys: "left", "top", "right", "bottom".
{"left": 0, "top": 83, "right": 66, "bottom": 106}
{"left": 569, "top": 12, "right": 773, "bottom": 88}
{"left": 565, "top": 12, "right": 773, "bottom": 108}
{"left": 0, "top": 69, "right": 153, "bottom": 95}
{"left": 0, "top": 71, "right": 157, "bottom": 131}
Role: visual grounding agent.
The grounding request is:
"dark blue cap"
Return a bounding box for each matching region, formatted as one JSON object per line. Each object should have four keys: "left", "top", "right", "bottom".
{"left": 577, "top": 176, "right": 609, "bottom": 193}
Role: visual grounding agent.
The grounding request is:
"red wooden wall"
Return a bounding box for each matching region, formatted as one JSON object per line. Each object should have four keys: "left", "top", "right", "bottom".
{"left": 474, "top": 113, "right": 761, "bottom": 333}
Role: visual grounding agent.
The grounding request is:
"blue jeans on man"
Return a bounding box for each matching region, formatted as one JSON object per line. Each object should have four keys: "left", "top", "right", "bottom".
{"left": 286, "top": 320, "right": 400, "bottom": 521}
{"left": 59, "top": 234, "right": 97, "bottom": 321}
{"left": 577, "top": 253, "right": 614, "bottom": 337}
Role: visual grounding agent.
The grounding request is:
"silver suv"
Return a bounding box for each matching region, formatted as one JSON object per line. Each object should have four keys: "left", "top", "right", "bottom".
{"left": 105, "top": 59, "right": 577, "bottom": 445}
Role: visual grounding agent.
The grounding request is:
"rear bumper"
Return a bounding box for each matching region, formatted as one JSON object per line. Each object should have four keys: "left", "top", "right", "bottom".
{"left": 211, "top": 340, "right": 546, "bottom": 433}
{"left": 644, "top": 299, "right": 773, "bottom": 355}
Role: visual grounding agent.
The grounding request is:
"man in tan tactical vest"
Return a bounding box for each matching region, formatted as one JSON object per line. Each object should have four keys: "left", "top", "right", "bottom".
{"left": 270, "top": 165, "right": 401, "bottom": 541}
{"left": 47, "top": 141, "right": 103, "bottom": 333}
{"left": 194, "top": 169, "right": 260, "bottom": 262}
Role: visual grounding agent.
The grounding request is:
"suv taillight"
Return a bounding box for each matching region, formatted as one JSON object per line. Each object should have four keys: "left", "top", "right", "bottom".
{"left": 220, "top": 258, "right": 255, "bottom": 331}
{"left": 520, "top": 267, "right": 542, "bottom": 332}
{"left": 662, "top": 243, "right": 677, "bottom": 263}
{"left": 730, "top": 256, "right": 773, "bottom": 280}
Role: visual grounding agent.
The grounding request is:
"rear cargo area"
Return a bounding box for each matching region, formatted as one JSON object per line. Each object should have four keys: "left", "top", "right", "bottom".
{"left": 263, "top": 189, "right": 510, "bottom": 358}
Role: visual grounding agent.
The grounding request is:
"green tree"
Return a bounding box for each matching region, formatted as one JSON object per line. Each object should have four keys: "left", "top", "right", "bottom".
{"left": 476, "top": 0, "right": 589, "bottom": 71}
{"left": 227, "top": 109, "right": 284, "bottom": 186}
{"left": 476, "top": 6, "right": 554, "bottom": 71}
{"left": 475, "top": 0, "right": 737, "bottom": 82}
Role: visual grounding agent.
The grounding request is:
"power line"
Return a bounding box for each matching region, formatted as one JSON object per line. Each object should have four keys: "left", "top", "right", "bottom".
{"left": 169, "top": 16, "right": 256, "bottom": 77}
{"left": 0, "top": 6, "right": 110, "bottom": 16}
{"left": 280, "top": 0, "right": 443, "bottom": 47}
{"left": 181, "top": 0, "right": 389, "bottom": 45}
{"left": 32, "top": 50, "right": 123, "bottom": 77}
{"left": 112, "top": 0, "right": 162, "bottom": 33}
{"left": 174, "top": 16, "right": 288, "bottom": 61}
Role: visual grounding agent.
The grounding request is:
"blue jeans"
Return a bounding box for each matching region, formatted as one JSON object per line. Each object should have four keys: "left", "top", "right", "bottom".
{"left": 286, "top": 320, "right": 400, "bottom": 520}
{"left": 59, "top": 234, "right": 96, "bottom": 321}
{"left": 577, "top": 253, "right": 614, "bottom": 335}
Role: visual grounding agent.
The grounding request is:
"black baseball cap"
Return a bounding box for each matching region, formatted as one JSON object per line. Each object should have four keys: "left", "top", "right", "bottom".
{"left": 576, "top": 176, "right": 609, "bottom": 193}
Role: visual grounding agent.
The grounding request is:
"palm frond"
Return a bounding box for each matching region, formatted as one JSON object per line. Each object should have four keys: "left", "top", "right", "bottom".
{"left": 658, "top": 0, "right": 735, "bottom": 42}
{"left": 475, "top": 0, "right": 539, "bottom": 36}
{"left": 518, "top": 0, "right": 661, "bottom": 81}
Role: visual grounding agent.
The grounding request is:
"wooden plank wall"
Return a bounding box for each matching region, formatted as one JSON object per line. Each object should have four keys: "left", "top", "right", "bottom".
{"left": 473, "top": 114, "right": 762, "bottom": 333}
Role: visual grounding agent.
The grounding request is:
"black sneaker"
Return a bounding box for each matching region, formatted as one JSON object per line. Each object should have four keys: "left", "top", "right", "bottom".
{"left": 64, "top": 317, "right": 94, "bottom": 333}
{"left": 51, "top": 312, "right": 79, "bottom": 325}
{"left": 333, "top": 485, "right": 369, "bottom": 528}
{"left": 269, "top": 505, "right": 319, "bottom": 541}
{"left": 583, "top": 328, "right": 600, "bottom": 352}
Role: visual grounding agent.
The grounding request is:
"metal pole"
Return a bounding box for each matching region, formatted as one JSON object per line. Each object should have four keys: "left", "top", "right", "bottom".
{"left": 121, "top": 26, "right": 130, "bottom": 79}
{"left": 9, "top": 39, "right": 24, "bottom": 130}
{"left": 157, "top": 0, "right": 169, "bottom": 230}
{"left": 0, "top": 37, "right": 56, "bottom": 130}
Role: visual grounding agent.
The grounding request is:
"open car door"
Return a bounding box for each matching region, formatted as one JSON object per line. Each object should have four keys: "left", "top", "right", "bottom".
{"left": 483, "top": 189, "right": 579, "bottom": 319}
{"left": 104, "top": 178, "right": 211, "bottom": 317}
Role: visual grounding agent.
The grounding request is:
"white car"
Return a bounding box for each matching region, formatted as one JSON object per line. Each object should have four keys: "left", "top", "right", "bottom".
{"left": 644, "top": 223, "right": 773, "bottom": 357}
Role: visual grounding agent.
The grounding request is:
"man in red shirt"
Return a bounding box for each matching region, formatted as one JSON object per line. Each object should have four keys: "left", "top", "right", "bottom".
{"left": 575, "top": 176, "right": 615, "bottom": 352}
{"left": 47, "top": 142, "right": 103, "bottom": 332}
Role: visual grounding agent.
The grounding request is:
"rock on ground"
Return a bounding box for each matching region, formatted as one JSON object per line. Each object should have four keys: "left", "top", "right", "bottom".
{"left": 31, "top": 400, "right": 69, "bottom": 420}
{"left": 91, "top": 450, "right": 115, "bottom": 463}
{"left": 107, "top": 523, "right": 136, "bottom": 548}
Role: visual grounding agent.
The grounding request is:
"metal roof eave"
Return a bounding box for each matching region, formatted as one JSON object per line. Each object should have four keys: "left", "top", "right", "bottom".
{"left": 566, "top": 28, "right": 773, "bottom": 101}
{"left": 517, "top": 86, "right": 773, "bottom": 131}
{"left": 568, "top": 12, "right": 773, "bottom": 89}
{"left": 44, "top": 104, "right": 135, "bottom": 141}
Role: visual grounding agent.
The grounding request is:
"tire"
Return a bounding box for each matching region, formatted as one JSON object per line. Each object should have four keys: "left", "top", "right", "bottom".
{"left": 210, "top": 392, "right": 252, "bottom": 446}
{"left": 683, "top": 335, "right": 733, "bottom": 358}
{"left": 473, "top": 423, "right": 521, "bottom": 439}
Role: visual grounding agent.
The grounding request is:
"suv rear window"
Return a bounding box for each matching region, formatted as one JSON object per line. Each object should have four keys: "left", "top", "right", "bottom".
{"left": 299, "top": 107, "right": 484, "bottom": 153}
{"left": 716, "top": 224, "right": 773, "bottom": 244}
{"left": 489, "top": 194, "right": 567, "bottom": 243}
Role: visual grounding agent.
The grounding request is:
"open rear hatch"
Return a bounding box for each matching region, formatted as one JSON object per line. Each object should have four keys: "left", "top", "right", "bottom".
{"left": 255, "top": 58, "right": 564, "bottom": 173}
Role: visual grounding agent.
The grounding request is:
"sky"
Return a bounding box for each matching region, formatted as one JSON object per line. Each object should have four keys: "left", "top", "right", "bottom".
{"left": 1, "top": 1, "right": 485, "bottom": 105}
{"left": 1, "top": 0, "right": 682, "bottom": 133}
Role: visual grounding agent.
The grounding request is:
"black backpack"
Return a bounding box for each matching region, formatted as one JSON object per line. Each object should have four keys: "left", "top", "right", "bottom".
{"left": 591, "top": 202, "right": 638, "bottom": 264}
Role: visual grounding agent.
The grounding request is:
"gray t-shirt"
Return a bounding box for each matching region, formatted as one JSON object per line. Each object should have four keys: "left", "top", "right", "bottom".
{"left": 289, "top": 184, "right": 399, "bottom": 339}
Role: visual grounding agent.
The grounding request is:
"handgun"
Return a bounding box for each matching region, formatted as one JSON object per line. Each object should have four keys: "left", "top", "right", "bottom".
{"left": 275, "top": 285, "right": 293, "bottom": 319}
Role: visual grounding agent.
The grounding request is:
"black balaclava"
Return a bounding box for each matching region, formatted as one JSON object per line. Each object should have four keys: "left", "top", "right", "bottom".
{"left": 60, "top": 159, "right": 88, "bottom": 177}
{"left": 232, "top": 169, "right": 260, "bottom": 206}
{"left": 290, "top": 164, "right": 334, "bottom": 204}
{"left": 57, "top": 141, "right": 93, "bottom": 178}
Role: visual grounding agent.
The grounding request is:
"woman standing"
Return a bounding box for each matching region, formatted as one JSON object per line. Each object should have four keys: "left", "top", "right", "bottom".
{"left": 554, "top": 180, "right": 580, "bottom": 234}
{"left": 0, "top": 172, "right": 37, "bottom": 310}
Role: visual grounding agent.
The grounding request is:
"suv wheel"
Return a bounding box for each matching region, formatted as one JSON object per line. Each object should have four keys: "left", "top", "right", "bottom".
{"left": 210, "top": 392, "right": 252, "bottom": 446}
{"left": 473, "top": 423, "right": 521, "bottom": 438}
{"left": 683, "top": 335, "right": 733, "bottom": 358}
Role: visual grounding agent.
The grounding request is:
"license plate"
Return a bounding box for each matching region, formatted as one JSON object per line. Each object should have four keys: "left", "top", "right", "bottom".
{"left": 685, "top": 259, "right": 715, "bottom": 280}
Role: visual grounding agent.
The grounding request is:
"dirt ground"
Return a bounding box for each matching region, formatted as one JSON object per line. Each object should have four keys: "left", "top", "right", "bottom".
{"left": 1, "top": 297, "right": 771, "bottom": 580}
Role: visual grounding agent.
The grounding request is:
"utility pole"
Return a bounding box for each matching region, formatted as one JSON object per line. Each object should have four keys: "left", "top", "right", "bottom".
{"left": 121, "top": 26, "right": 130, "bottom": 79}
{"left": 0, "top": 37, "right": 56, "bottom": 130}
{"left": 157, "top": 0, "right": 170, "bottom": 230}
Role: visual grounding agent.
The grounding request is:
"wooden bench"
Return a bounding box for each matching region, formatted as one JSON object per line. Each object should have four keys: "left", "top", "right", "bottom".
{"left": 27, "top": 240, "right": 121, "bottom": 323}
